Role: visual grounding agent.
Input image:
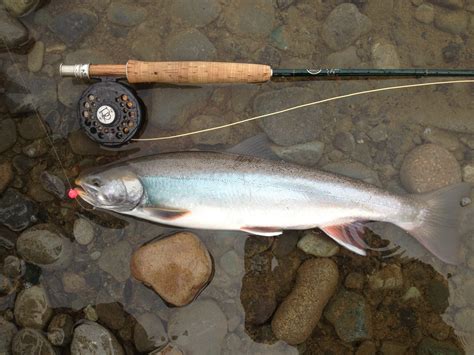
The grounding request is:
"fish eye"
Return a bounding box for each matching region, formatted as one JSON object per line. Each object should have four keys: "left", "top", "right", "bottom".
{"left": 91, "top": 178, "right": 103, "bottom": 187}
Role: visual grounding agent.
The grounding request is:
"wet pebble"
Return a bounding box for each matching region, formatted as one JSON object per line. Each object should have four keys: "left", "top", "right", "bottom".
{"left": 12, "top": 328, "right": 55, "bottom": 355}
{"left": 83, "top": 304, "right": 98, "bottom": 321}
{"left": 0, "top": 316, "right": 17, "bottom": 354}
{"left": 57, "top": 78, "right": 88, "bottom": 108}
{"left": 71, "top": 321, "right": 124, "bottom": 355}
{"left": 270, "top": 140, "right": 325, "bottom": 166}
{"left": 40, "top": 171, "right": 66, "bottom": 199}
{"left": 170, "top": 0, "right": 221, "bottom": 27}
{"left": 0, "top": 162, "right": 13, "bottom": 193}
{"left": 152, "top": 344, "right": 184, "bottom": 355}
{"left": 27, "top": 41, "right": 44, "bottom": 73}
{"left": 380, "top": 341, "right": 408, "bottom": 355}
{"left": 417, "top": 337, "right": 462, "bottom": 354}
{"left": 3, "top": 255, "right": 25, "bottom": 279}
{"left": 0, "top": 274, "right": 13, "bottom": 296}
{"left": 12, "top": 155, "right": 36, "bottom": 175}
{"left": 68, "top": 130, "right": 117, "bottom": 156}
{"left": 415, "top": 4, "right": 435, "bottom": 24}
{"left": 272, "top": 258, "right": 339, "bottom": 345}
{"left": 47, "top": 313, "right": 74, "bottom": 346}
{"left": 133, "top": 313, "right": 168, "bottom": 353}
{"left": 164, "top": 29, "right": 216, "bottom": 61}
{"left": 334, "top": 132, "right": 356, "bottom": 153}
{"left": 3, "top": 0, "right": 40, "bottom": 17}
{"left": 149, "top": 87, "right": 212, "bottom": 130}
{"left": 98, "top": 240, "right": 132, "bottom": 283}
{"left": 224, "top": 0, "right": 275, "bottom": 38}
{"left": 73, "top": 218, "right": 95, "bottom": 245}
{"left": 17, "top": 226, "right": 73, "bottom": 270}
{"left": 326, "top": 46, "right": 361, "bottom": 67}
{"left": 368, "top": 124, "right": 388, "bottom": 142}
{"left": 426, "top": 280, "right": 449, "bottom": 313}
{"left": 368, "top": 264, "right": 403, "bottom": 290}
{"left": 462, "top": 163, "right": 474, "bottom": 183}
{"left": 131, "top": 232, "right": 212, "bottom": 306}
{"left": 0, "top": 189, "right": 38, "bottom": 231}
{"left": 0, "top": 7, "right": 29, "bottom": 49}
{"left": 219, "top": 250, "right": 243, "bottom": 277}
{"left": 62, "top": 272, "right": 88, "bottom": 294}
{"left": 345, "top": 272, "right": 365, "bottom": 290}
{"left": 400, "top": 144, "right": 461, "bottom": 193}
{"left": 95, "top": 302, "right": 126, "bottom": 330}
{"left": 168, "top": 299, "right": 227, "bottom": 354}
{"left": 49, "top": 8, "right": 98, "bottom": 46}
{"left": 324, "top": 288, "right": 373, "bottom": 342}
{"left": 297, "top": 230, "right": 339, "bottom": 257}
{"left": 403, "top": 286, "right": 422, "bottom": 301}
{"left": 22, "top": 139, "right": 48, "bottom": 158}
{"left": 321, "top": 3, "right": 372, "bottom": 50}
{"left": 188, "top": 115, "right": 231, "bottom": 146}
{"left": 240, "top": 273, "right": 277, "bottom": 325}
{"left": 107, "top": 2, "right": 146, "bottom": 27}
{"left": 18, "top": 118, "right": 46, "bottom": 140}
{"left": 356, "top": 341, "right": 377, "bottom": 355}
{"left": 434, "top": 9, "right": 469, "bottom": 34}
{"left": 372, "top": 43, "right": 400, "bottom": 68}
{"left": 14, "top": 285, "right": 52, "bottom": 329}
{"left": 429, "top": 0, "right": 465, "bottom": 9}
{"left": 255, "top": 87, "right": 330, "bottom": 146}
{"left": 0, "top": 119, "right": 17, "bottom": 153}
{"left": 422, "top": 127, "right": 461, "bottom": 152}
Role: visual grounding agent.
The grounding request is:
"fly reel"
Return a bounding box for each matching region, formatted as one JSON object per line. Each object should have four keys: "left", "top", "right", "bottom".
{"left": 78, "top": 79, "right": 144, "bottom": 147}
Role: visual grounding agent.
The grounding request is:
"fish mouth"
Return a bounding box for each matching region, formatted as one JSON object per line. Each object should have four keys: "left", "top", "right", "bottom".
{"left": 74, "top": 185, "right": 97, "bottom": 206}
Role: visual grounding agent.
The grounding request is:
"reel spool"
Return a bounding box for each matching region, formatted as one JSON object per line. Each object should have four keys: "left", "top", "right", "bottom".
{"left": 78, "top": 79, "right": 143, "bottom": 147}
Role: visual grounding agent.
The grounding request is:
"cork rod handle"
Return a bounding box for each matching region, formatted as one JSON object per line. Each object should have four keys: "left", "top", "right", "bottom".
{"left": 125, "top": 60, "right": 273, "bottom": 84}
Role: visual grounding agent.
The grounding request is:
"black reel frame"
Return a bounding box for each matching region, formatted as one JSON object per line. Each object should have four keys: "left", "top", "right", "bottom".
{"left": 78, "top": 78, "right": 144, "bottom": 147}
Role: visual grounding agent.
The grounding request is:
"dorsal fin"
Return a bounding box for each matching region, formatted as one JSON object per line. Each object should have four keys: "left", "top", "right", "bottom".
{"left": 226, "top": 134, "right": 280, "bottom": 160}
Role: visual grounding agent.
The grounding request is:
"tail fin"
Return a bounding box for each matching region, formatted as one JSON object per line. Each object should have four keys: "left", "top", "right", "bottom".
{"left": 403, "top": 183, "right": 471, "bottom": 264}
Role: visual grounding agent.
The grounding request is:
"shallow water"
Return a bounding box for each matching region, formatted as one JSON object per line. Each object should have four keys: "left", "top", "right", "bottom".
{"left": 1, "top": 0, "right": 474, "bottom": 354}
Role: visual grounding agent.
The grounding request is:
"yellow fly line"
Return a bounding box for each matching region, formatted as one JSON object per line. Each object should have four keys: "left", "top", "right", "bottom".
{"left": 132, "top": 79, "right": 474, "bottom": 142}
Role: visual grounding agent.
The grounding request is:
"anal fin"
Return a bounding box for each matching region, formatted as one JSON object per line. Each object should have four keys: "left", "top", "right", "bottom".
{"left": 241, "top": 226, "right": 283, "bottom": 237}
{"left": 321, "top": 223, "right": 368, "bottom": 256}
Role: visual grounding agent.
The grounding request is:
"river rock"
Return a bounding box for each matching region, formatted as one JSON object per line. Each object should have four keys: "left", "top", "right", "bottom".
{"left": 0, "top": 162, "right": 13, "bottom": 193}
{"left": 323, "top": 161, "right": 381, "bottom": 186}
{"left": 255, "top": 87, "right": 332, "bottom": 146}
{"left": 240, "top": 273, "right": 277, "bottom": 325}
{"left": 0, "top": 119, "right": 17, "bottom": 153}
{"left": 57, "top": 78, "right": 88, "bottom": 108}
{"left": 0, "top": 7, "right": 29, "bottom": 49}
{"left": 271, "top": 140, "right": 325, "bottom": 166}
{"left": 12, "top": 328, "right": 55, "bottom": 355}
{"left": 68, "top": 130, "right": 117, "bottom": 156}
{"left": 167, "top": 299, "right": 227, "bottom": 354}
{"left": 40, "top": 171, "right": 66, "bottom": 199}
{"left": 368, "top": 264, "right": 403, "bottom": 290}
{"left": 434, "top": 9, "right": 469, "bottom": 34}
{"left": 224, "top": 0, "right": 275, "bottom": 38}
{"left": 98, "top": 240, "right": 132, "bottom": 282}
{"left": 170, "top": 0, "right": 221, "bottom": 27}
{"left": 429, "top": 0, "right": 465, "bottom": 9}
{"left": 372, "top": 43, "right": 400, "bottom": 68}
{"left": 164, "top": 29, "right": 216, "bottom": 61}
{"left": 0, "top": 189, "right": 38, "bottom": 231}
{"left": 297, "top": 230, "right": 340, "bottom": 257}
{"left": 22, "top": 139, "right": 48, "bottom": 158}
{"left": 0, "top": 316, "right": 17, "bottom": 354}
{"left": 188, "top": 115, "right": 231, "bottom": 146}
{"left": 325, "top": 46, "right": 361, "bottom": 67}
{"left": 3, "top": 255, "right": 25, "bottom": 279}
{"left": 271, "top": 258, "right": 339, "bottom": 345}
{"left": 49, "top": 8, "right": 98, "bottom": 46}
{"left": 417, "top": 337, "right": 462, "bottom": 355}
{"left": 324, "top": 288, "right": 373, "bottom": 342}
{"left": 47, "top": 313, "right": 74, "bottom": 346}
{"left": 462, "top": 163, "right": 474, "bottom": 183}
{"left": 18, "top": 118, "right": 46, "bottom": 140}
{"left": 426, "top": 280, "right": 449, "bottom": 313}
{"left": 422, "top": 127, "right": 461, "bottom": 151}
{"left": 73, "top": 218, "right": 95, "bottom": 245}
{"left": 14, "top": 285, "right": 52, "bottom": 329}
{"left": 27, "top": 41, "right": 44, "bottom": 73}
{"left": 107, "top": 2, "right": 146, "bottom": 27}
{"left": 151, "top": 344, "right": 184, "bottom": 355}
{"left": 134, "top": 313, "right": 168, "bottom": 353}
{"left": 321, "top": 3, "right": 372, "bottom": 50}
{"left": 149, "top": 87, "right": 212, "bottom": 130}
{"left": 4, "top": 0, "right": 40, "bottom": 17}
{"left": 415, "top": 4, "right": 435, "bottom": 24}
{"left": 65, "top": 48, "right": 112, "bottom": 64}
{"left": 345, "top": 272, "right": 365, "bottom": 290}
{"left": 17, "top": 226, "right": 73, "bottom": 270}
{"left": 71, "top": 321, "right": 124, "bottom": 355}
{"left": 400, "top": 144, "right": 461, "bottom": 193}
{"left": 131, "top": 232, "right": 213, "bottom": 306}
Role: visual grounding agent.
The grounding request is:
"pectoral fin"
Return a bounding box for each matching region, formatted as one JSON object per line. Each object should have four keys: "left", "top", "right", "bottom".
{"left": 321, "top": 223, "right": 368, "bottom": 256}
{"left": 240, "top": 226, "right": 283, "bottom": 237}
{"left": 141, "top": 206, "right": 190, "bottom": 220}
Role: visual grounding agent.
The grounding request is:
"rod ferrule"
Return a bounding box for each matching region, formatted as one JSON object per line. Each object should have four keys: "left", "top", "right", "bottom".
{"left": 59, "top": 63, "right": 90, "bottom": 79}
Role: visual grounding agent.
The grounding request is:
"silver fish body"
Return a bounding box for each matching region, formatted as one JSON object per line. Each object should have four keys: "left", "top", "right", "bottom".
{"left": 76, "top": 151, "right": 471, "bottom": 264}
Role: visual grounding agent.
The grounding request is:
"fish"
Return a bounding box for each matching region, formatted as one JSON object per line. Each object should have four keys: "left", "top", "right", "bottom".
{"left": 75, "top": 144, "right": 471, "bottom": 264}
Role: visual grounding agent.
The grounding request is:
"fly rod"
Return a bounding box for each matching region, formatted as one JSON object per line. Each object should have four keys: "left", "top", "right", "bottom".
{"left": 59, "top": 60, "right": 474, "bottom": 148}
{"left": 60, "top": 60, "right": 474, "bottom": 83}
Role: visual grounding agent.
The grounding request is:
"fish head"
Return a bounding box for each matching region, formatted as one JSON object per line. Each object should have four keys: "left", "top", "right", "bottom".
{"left": 75, "top": 167, "right": 144, "bottom": 212}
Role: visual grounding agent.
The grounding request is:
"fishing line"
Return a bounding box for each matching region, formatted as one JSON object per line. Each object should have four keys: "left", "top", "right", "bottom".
{"left": 132, "top": 79, "right": 474, "bottom": 142}
{"left": 1, "top": 39, "right": 93, "bottom": 210}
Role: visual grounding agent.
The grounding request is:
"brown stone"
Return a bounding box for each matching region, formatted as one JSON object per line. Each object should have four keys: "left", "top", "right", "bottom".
{"left": 130, "top": 232, "right": 213, "bottom": 307}
{"left": 271, "top": 258, "right": 339, "bottom": 345}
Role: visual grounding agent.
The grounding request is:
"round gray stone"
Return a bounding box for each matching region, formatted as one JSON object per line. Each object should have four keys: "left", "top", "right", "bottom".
{"left": 164, "top": 29, "right": 216, "bottom": 61}
{"left": 14, "top": 285, "right": 52, "bottom": 329}
{"left": 107, "top": 2, "right": 146, "bottom": 27}
{"left": 27, "top": 41, "right": 44, "bottom": 73}
{"left": 170, "top": 0, "right": 221, "bottom": 27}
{"left": 0, "top": 119, "right": 17, "bottom": 154}
{"left": 12, "top": 328, "right": 55, "bottom": 355}
{"left": 73, "top": 218, "right": 96, "bottom": 245}
{"left": 71, "top": 321, "right": 124, "bottom": 355}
